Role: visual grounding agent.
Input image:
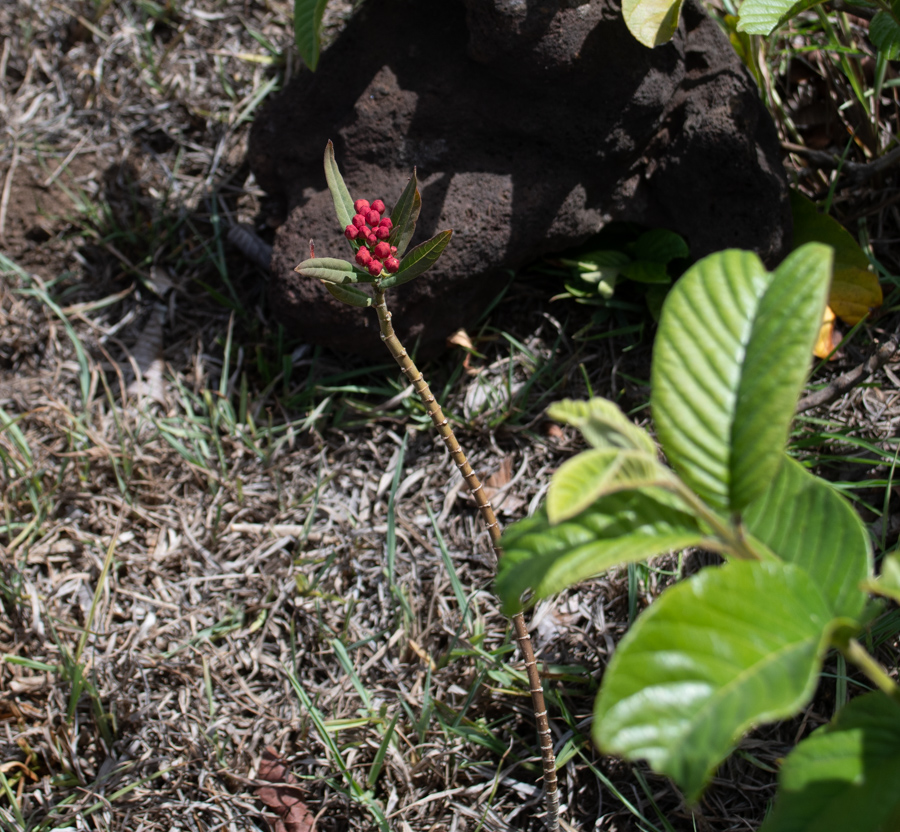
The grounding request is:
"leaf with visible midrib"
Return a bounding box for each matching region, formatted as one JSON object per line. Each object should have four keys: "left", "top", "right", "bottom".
{"left": 547, "top": 398, "right": 657, "bottom": 456}
{"left": 388, "top": 170, "right": 420, "bottom": 257}
{"left": 760, "top": 692, "right": 900, "bottom": 832}
{"left": 651, "top": 245, "right": 831, "bottom": 513}
{"left": 595, "top": 560, "right": 835, "bottom": 803}
{"left": 546, "top": 449, "right": 674, "bottom": 524}
{"left": 294, "top": 0, "right": 329, "bottom": 71}
{"left": 737, "top": 0, "right": 827, "bottom": 34}
{"left": 622, "top": 0, "right": 685, "bottom": 46}
{"left": 379, "top": 231, "right": 452, "bottom": 289}
{"left": 324, "top": 141, "right": 355, "bottom": 230}
{"left": 742, "top": 455, "right": 871, "bottom": 619}
{"left": 496, "top": 488, "right": 705, "bottom": 614}
{"left": 294, "top": 257, "right": 370, "bottom": 285}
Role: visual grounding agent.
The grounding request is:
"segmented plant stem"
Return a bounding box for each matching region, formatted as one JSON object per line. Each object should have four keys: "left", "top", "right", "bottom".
{"left": 373, "top": 286, "right": 560, "bottom": 831}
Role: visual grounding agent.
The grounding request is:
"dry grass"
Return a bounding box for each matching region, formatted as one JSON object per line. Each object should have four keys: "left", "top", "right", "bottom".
{"left": 1, "top": 1, "right": 899, "bottom": 831}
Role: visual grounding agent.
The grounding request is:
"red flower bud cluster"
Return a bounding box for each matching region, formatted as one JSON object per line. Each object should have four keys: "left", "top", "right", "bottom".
{"left": 345, "top": 197, "right": 401, "bottom": 275}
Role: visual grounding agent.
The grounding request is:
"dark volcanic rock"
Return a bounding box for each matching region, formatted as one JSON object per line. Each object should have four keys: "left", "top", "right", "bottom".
{"left": 249, "top": 0, "right": 790, "bottom": 356}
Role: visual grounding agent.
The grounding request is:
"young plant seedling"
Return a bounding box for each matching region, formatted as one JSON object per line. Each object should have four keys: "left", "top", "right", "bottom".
{"left": 497, "top": 243, "right": 900, "bottom": 830}
{"left": 294, "top": 141, "right": 561, "bottom": 831}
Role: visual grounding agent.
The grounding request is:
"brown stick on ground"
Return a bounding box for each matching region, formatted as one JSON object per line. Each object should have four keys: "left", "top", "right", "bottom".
{"left": 796, "top": 337, "right": 899, "bottom": 413}
{"left": 373, "top": 286, "right": 560, "bottom": 831}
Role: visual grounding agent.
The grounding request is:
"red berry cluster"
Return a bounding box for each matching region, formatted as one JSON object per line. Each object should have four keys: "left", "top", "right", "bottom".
{"left": 345, "top": 198, "right": 400, "bottom": 277}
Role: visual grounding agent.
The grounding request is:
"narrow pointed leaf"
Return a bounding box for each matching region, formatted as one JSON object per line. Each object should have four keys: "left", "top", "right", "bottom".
{"left": 760, "top": 692, "right": 900, "bottom": 832}
{"left": 323, "top": 282, "right": 372, "bottom": 308}
{"left": 378, "top": 231, "right": 452, "bottom": 289}
{"left": 324, "top": 141, "right": 355, "bottom": 230}
{"left": 743, "top": 455, "right": 871, "bottom": 619}
{"left": 294, "top": 0, "right": 329, "bottom": 70}
{"left": 651, "top": 244, "right": 832, "bottom": 513}
{"left": 388, "top": 169, "right": 420, "bottom": 256}
{"left": 294, "top": 257, "right": 372, "bottom": 284}
{"left": 548, "top": 399, "right": 657, "bottom": 456}
{"left": 496, "top": 489, "right": 705, "bottom": 615}
{"left": 595, "top": 560, "right": 834, "bottom": 803}
{"left": 622, "top": 0, "right": 685, "bottom": 46}
{"left": 546, "top": 449, "right": 674, "bottom": 524}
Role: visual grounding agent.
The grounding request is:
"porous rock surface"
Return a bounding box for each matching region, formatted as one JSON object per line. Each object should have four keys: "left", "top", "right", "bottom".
{"left": 249, "top": 0, "right": 790, "bottom": 356}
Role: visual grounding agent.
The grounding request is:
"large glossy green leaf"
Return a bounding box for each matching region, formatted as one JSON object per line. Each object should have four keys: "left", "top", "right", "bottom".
{"left": 742, "top": 455, "right": 871, "bottom": 619}
{"left": 737, "top": 0, "right": 826, "bottom": 34}
{"left": 388, "top": 169, "right": 420, "bottom": 256}
{"left": 595, "top": 560, "right": 834, "bottom": 802}
{"left": 546, "top": 449, "right": 674, "bottom": 524}
{"left": 323, "top": 282, "right": 372, "bottom": 308}
{"left": 622, "top": 0, "right": 685, "bottom": 46}
{"left": 651, "top": 244, "right": 832, "bottom": 513}
{"left": 324, "top": 141, "right": 355, "bottom": 230}
{"left": 294, "top": 0, "right": 329, "bottom": 71}
{"left": 496, "top": 489, "right": 705, "bottom": 615}
{"left": 294, "top": 257, "right": 371, "bottom": 284}
{"left": 548, "top": 399, "right": 657, "bottom": 456}
{"left": 760, "top": 692, "right": 900, "bottom": 832}
{"left": 378, "top": 231, "right": 452, "bottom": 289}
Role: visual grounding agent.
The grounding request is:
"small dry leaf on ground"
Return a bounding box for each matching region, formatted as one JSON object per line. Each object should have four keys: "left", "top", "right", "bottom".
{"left": 255, "top": 747, "right": 315, "bottom": 832}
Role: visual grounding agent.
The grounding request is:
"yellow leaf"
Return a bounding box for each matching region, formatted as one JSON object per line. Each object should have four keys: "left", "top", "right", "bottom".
{"left": 622, "top": 0, "right": 685, "bottom": 46}
{"left": 790, "top": 191, "right": 883, "bottom": 326}
{"left": 813, "top": 305, "right": 838, "bottom": 360}
{"left": 829, "top": 266, "right": 883, "bottom": 325}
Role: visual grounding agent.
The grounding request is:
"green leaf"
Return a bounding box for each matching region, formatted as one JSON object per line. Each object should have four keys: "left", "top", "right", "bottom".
{"left": 378, "top": 230, "right": 452, "bottom": 289}
{"left": 622, "top": 0, "right": 685, "bottom": 46}
{"left": 869, "top": 11, "right": 900, "bottom": 59}
{"left": 595, "top": 560, "right": 835, "bottom": 803}
{"left": 562, "top": 250, "right": 632, "bottom": 272}
{"left": 548, "top": 398, "right": 657, "bottom": 456}
{"left": 622, "top": 260, "right": 671, "bottom": 284}
{"left": 864, "top": 550, "right": 900, "bottom": 604}
{"left": 760, "top": 692, "right": 900, "bottom": 832}
{"left": 294, "top": 257, "right": 372, "bottom": 284}
{"left": 722, "top": 14, "right": 763, "bottom": 87}
{"left": 546, "top": 449, "right": 674, "bottom": 524}
{"left": 742, "top": 455, "right": 871, "bottom": 619}
{"left": 293, "top": 0, "right": 329, "bottom": 71}
{"left": 651, "top": 244, "right": 832, "bottom": 513}
{"left": 388, "top": 169, "right": 421, "bottom": 256}
{"left": 496, "top": 489, "right": 705, "bottom": 614}
{"left": 645, "top": 284, "right": 669, "bottom": 321}
{"left": 790, "top": 191, "right": 870, "bottom": 272}
{"left": 323, "top": 282, "right": 372, "bottom": 308}
{"left": 635, "top": 229, "right": 690, "bottom": 265}
{"left": 324, "top": 141, "right": 355, "bottom": 230}
{"left": 737, "top": 0, "right": 827, "bottom": 35}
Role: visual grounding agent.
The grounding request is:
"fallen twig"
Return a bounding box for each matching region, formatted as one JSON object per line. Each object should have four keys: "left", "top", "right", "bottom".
{"left": 796, "top": 337, "right": 899, "bottom": 413}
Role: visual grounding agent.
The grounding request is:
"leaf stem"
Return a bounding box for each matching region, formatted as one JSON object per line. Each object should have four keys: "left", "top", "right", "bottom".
{"left": 372, "top": 285, "right": 561, "bottom": 831}
{"left": 839, "top": 637, "right": 900, "bottom": 705}
{"left": 670, "top": 481, "right": 764, "bottom": 561}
